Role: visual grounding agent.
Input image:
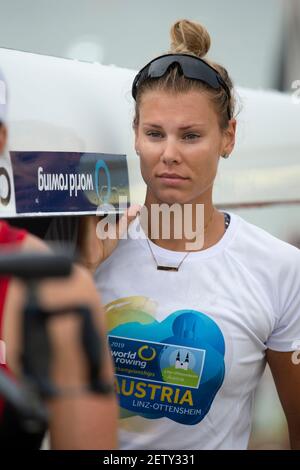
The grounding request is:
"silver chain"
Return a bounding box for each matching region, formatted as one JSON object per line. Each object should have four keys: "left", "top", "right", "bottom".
{"left": 144, "top": 211, "right": 230, "bottom": 271}
{"left": 145, "top": 237, "right": 190, "bottom": 271}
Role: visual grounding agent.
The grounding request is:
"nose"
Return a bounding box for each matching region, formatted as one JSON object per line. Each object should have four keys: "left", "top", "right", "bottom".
{"left": 160, "top": 138, "right": 182, "bottom": 165}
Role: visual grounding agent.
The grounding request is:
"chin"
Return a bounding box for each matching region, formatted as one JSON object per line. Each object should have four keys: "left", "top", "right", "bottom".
{"left": 154, "top": 190, "right": 190, "bottom": 206}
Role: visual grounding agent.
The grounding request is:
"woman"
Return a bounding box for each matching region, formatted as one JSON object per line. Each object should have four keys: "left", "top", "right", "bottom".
{"left": 80, "top": 19, "right": 300, "bottom": 450}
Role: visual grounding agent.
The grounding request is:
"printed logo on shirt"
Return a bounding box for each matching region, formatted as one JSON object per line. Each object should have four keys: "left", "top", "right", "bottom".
{"left": 109, "top": 336, "right": 205, "bottom": 388}
{"left": 106, "top": 297, "right": 225, "bottom": 426}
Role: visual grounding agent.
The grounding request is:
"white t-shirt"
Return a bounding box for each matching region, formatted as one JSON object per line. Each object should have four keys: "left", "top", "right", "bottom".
{"left": 94, "top": 211, "right": 300, "bottom": 450}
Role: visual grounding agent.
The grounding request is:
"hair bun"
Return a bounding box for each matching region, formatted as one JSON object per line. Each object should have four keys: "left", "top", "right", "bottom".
{"left": 170, "top": 19, "right": 211, "bottom": 58}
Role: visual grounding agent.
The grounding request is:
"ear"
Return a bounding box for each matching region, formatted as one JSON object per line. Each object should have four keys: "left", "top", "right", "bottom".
{"left": 134, "top": 124, "right": 140, "bottom": 156}
{"left": 0, "top": 124, "right": 7, "bottom": 154}
{"left": 221, "top": 118, "right": 236, "bottom": 156}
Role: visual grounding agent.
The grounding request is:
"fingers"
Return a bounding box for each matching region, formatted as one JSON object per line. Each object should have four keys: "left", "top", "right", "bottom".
{"left": 79, "top": 215, "right": 100, "bottom": 238}
{"left": 78, "top": 216, "right": 103, "bottom": 269}
{"left": 78, "top": 206, "right": 142, "bottom": 269}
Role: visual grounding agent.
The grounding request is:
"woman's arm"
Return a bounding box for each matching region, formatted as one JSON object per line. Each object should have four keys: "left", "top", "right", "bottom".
{"left": 266, "top": 349, "right": 300, "bottom": 450}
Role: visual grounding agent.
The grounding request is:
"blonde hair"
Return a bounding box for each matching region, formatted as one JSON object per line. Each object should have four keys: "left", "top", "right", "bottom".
{"left": 134, "top": 19, "right": 235, "bottom": 129}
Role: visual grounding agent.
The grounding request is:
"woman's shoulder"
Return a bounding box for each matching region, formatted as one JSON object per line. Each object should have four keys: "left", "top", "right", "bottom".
{"left": 228, "top": 212, "right": 300, "bottom": 267}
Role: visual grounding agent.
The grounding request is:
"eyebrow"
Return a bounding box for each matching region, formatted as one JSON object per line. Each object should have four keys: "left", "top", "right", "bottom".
{"left": 142, "top": 123, "right": 205, "bottom": 130}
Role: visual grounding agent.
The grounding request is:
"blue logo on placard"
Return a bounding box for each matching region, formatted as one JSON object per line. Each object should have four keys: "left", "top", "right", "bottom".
{"left": 95, "top": 160, "right": 111, "bottom": 203}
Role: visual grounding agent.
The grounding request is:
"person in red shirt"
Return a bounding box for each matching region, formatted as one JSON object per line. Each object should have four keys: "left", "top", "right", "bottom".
{"left": 0, "top": 220, "right": 27, "bottom": 417}
{"left": 0, "top": 74, "right": 118, "bottom": 449}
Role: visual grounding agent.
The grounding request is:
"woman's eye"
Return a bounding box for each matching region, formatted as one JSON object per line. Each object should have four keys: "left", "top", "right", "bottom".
{"left": 183, "top": 134, "right": 200, "bottom": 140}
{"left": 146, "top": 131, "right": 163, "bottom": 138}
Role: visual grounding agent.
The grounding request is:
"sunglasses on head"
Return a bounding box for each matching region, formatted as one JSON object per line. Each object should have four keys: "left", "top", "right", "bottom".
{"left": 132, "top": 53, "right": 232, "bottom": 120}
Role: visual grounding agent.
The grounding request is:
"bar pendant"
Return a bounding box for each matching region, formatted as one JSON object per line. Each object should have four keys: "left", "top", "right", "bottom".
{"left": 157, "top": 265, "right": 179, "bottom": 272}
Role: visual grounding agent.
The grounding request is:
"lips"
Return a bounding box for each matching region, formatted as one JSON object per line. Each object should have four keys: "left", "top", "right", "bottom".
{"left": 158, "top": 173, "right": 189, "bottom": 180}
{"left": 157, "top": 173, "right": 190, "bottom": 186}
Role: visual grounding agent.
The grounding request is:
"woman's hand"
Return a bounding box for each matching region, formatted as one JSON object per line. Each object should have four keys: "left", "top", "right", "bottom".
{"left": 78, "top": 205, "right": 141, "bottom": 273}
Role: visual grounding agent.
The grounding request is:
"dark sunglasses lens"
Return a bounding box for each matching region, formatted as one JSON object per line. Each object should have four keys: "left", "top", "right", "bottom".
{"left": 148, "top": 56, "right": 176, "bottom": 77}
{"left": 178, "top": 57, "right": 220, "bottom": 89}
{"left": 148, "top": 55, "right": 221, "bottom": 89}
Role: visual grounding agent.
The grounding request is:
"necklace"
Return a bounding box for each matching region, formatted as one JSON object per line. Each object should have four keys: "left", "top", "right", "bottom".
{"left": 146, "top": 208, "right": 216, "bottom": 272}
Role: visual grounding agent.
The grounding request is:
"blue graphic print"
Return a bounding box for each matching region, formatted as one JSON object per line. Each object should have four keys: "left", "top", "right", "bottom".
{"left": 109, "top": 310, "right": 225, "bottom": 425}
